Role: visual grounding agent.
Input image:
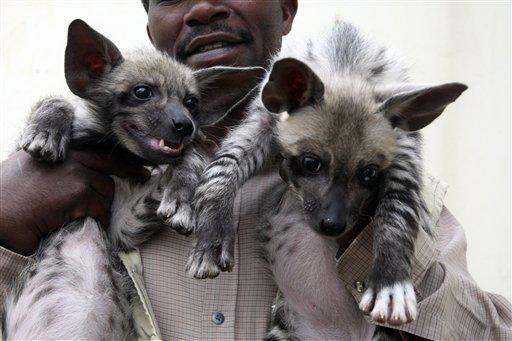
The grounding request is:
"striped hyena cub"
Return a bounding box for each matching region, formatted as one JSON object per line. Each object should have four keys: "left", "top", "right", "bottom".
{"left": 2, "top": 20, "right": 261, "bottom": 339}
{"left": 188, "top": 22, "right": 466, "bottom": 338}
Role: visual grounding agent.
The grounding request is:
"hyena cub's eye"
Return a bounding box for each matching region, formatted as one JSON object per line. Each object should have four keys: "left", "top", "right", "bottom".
{"left": 183, "top": 96, "right": 199, "bottom": 111}
{"left": 358, "top": 165, "right": 379, "bottom": 187}
{"left": 301, "top": 154, "right": 322, "bottom": 174}
{"left": 132, "top": 85, "right": 153, "bottom": 101}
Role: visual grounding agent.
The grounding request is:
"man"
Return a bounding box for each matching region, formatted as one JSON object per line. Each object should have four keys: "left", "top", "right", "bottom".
{"left": 0, "top": 1, "right": 510, "bottom": 340}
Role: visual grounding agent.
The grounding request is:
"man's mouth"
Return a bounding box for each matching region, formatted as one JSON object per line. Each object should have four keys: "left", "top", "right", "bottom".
{"left": 186, "top": 32, "right": 245, "bottom": 56}
{"left": 184, "top": 32, "right": 247, "bottom": 66}
{"left": 192, "top": 41, "right": 241, "bottom": 54}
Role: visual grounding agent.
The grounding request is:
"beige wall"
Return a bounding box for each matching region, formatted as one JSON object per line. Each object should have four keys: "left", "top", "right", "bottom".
{"left": 1, "top": 1, "right": 510, "bottom": 300}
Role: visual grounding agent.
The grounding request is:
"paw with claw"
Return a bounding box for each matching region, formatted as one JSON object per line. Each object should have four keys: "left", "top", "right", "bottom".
{"left": 359, "top": 281, "right": 417, "bottom": 325}
{"left": 186, "top": 224, "right": 235, "bottom": 279}
{"left": 20, "top": 97, "right": 74, "bottom": 163}
{"left": 21, "top": 126, "right": 70, "bottom": 163}
{"left": 157, "top": 193, "right": 195, "bottom": 236}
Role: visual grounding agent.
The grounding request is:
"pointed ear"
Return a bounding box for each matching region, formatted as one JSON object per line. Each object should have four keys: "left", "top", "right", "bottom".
{"left": 193, "top": 66, "right": 266, "bottom": 127}
{"left": 64, "top": 19, "right": 124, "bottom": 98}
{"left": 378, "top": 82, "right": 468, "bottom": 131}
{"left": 262, "top": 58, "right": 324, "bottom": 114}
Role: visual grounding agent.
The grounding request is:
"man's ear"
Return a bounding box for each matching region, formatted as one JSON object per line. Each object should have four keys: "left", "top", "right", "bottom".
{"left": 280, "top": 0, "right": 298, "bottom": 36}
{"left": 377, "top": 82, "right": 468, "bottom": 131}
{"left": 193, "top": 66, "right": 266, "bottom": 127}
{"left": 262, "top": 58, "right": 324, "bottom": 114}
{"left": 65, "top": 19, "right": 124, "bottom": 98}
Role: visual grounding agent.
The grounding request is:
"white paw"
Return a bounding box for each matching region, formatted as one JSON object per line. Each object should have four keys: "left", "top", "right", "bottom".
{"left": 359, "top": 281, "right": 417, "bottom": 326}
{"left": 157, "top": 199, "right": 194, "bottom": 235}
{"left": 167, "top": 202, "right": 195, "bottom": 235}
{"left": 157, "top": 197, "right": 178, "bottom": 218}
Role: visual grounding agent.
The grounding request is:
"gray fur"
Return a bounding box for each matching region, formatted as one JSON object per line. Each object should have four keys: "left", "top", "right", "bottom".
{"left": 187, "top": 98, "right": 278, "bottom": 278}
{"left": 189, "top": 20, "right": 466, "bottom": 337}
{"left": 18, "top": 96, "right": 74, "bottom": 163}
{"left": 3, "top": 19, "right": 261, "bottom": 339}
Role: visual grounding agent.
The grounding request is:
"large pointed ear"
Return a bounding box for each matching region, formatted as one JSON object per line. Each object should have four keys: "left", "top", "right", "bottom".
{"left": 262, "top": 58, "right": 324, "bottom": 114}
{"left": 64, "top": 19, "right": 124, "bottom": 98}
{"left": 377, "top": 82, "right": 468, "bottom": 131}
{"left": 193, "top": 66, "right": 266, "bottom": 127}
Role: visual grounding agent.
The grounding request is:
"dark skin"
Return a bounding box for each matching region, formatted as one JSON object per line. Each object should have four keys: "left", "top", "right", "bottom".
{"left": 0, "top": 150, "right": 150, "bottom": 255}
{"left": 0, "top": 0, "right": 297, "bottom": 256}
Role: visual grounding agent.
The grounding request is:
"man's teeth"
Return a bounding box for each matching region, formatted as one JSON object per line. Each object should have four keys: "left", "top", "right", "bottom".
{"left": 197, "top": 42, "right": 230, "bottom": 53}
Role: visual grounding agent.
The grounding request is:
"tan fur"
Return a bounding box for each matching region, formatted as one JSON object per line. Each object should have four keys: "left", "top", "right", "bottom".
{"left": 278, "top": 75, "right": 396, "bottom": 178}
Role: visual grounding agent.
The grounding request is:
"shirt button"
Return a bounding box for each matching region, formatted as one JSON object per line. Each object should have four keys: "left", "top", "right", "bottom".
{"left": 211, "top": 312, "right": 225, "bottom": 325}
{"left": 354, "top": 281, "right": 365, "bottom": 293}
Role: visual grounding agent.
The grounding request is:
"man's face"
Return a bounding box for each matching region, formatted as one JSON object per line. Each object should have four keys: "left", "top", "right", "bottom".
{"left": 146, "top": 0, "right": 296, "bottom": 69}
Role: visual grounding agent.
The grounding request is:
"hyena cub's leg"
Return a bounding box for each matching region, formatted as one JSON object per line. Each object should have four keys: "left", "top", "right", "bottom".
{"left": 187, "top": 105, "right": 278, "bottom": 279}
{"left": 157, "top": 146, "right": 210, "bottom": 235}
{"left": 359, "top": 132, "right": 427, "bottom": 325}
{"left": 108, "top": 175, "right": 165, "bottom": 251}
{"left": 3, "top": 219, "right": 133, "bottom": 340}
{"left": 18, "top": 96, "right": 74, "bottom": 162}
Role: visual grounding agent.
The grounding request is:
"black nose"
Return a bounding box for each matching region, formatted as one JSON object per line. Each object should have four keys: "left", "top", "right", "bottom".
{"left": 172, "top": 118, "right": 194, "bottom": 137}
{"left": 319, "top": 218, "right": 346, "bottom": 236}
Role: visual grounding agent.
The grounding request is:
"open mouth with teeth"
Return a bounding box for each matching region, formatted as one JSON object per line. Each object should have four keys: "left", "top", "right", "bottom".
{"left": 191, "top": 41, "right": 242, "bottom": 55}
{"left": 184, "top": 33, "right": 247, "bottom": 67}
{"left": 122, "top": 121, "right": 184, "bottom": 158}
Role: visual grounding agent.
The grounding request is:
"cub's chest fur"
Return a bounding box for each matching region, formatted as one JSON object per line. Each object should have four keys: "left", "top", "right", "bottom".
{"left": 264, "top": 189, "right": 372, "bottom": 340}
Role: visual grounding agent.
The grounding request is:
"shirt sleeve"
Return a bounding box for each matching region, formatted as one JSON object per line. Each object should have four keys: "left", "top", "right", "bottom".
{"left": 335, "top": 174, "right": 512, "bottom": 340}
{"left": 0, "top": 245, "right": 34, "bottom": 301}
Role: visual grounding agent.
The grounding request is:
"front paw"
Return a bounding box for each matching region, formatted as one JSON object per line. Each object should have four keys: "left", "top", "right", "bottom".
{"left": 359, "top": 281, "right": 417, "bottom": 326}
{"left": 157, "top": 198, "right": 194, "bottom": 236}
{"left": 20, "top": 128, "right": 69, "bottom": 163}
{"left": 186, "top": 237, "right": 234, "bottom": 279}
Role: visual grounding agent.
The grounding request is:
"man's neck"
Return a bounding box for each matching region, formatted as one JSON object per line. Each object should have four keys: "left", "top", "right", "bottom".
{"left": 203, "top": 97, "right": 252, "bottom": 146}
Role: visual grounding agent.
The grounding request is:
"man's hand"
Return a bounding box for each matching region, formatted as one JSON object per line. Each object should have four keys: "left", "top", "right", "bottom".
{"left": 0, "top": 150, "right": 150, "bottom": 256}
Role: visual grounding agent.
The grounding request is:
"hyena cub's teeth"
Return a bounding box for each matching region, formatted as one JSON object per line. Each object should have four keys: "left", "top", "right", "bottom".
{"left": 22, "top": 130, "right": 68, "bottom": 163}
{"left": 360, "top": 281, "right": 417, "bottom": 326}
{"left": 157, "top": 199, "right": 194, "bottom": 235}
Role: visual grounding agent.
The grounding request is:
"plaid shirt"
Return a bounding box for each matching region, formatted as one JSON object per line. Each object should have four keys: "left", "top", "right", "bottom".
{"left": 1, "top": 169, "right": 511, "bottom": 340}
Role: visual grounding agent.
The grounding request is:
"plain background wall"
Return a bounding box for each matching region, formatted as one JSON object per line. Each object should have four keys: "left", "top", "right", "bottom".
{"left": 0, "top": 1, "right": 510, "bottom": 300}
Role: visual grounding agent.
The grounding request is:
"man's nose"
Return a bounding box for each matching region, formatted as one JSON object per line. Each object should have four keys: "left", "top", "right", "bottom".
{"left": 184, "top": 1, "right": 230, "bottom": 27}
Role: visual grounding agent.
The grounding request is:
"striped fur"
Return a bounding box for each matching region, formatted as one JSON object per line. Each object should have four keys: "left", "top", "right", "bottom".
{"left": 3, "top": 20, "right": 259, "bottom": 339}
{"left": 189, "top": 20, "right": 466, "bottom": 337}
{"left": 187, "top": 98, "right": 279, "bottom": 278}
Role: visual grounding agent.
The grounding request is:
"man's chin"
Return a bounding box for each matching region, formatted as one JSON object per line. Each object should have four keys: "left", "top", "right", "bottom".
{"left": 184, "top": 43, "right": 253, "bottom": 68}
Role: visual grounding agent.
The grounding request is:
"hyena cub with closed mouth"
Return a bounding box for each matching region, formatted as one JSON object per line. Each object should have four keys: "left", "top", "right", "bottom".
{"left": 2, "top": 19, "right": 261, "bottom": 339}
{"left": 188, "top": 21, "right": 466, "bottom": 338}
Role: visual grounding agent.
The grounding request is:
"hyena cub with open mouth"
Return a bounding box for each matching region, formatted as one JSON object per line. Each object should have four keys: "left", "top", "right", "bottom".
{"left": 2, "top": 20, "right": 261, "bottom": 339}
{"left": 188, "top": 21, "right": 466, "bottom": 339}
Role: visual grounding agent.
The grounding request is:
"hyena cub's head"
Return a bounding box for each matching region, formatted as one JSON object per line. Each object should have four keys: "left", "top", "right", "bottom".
{"left": 262, "top": 58, "right": 467, "bottom": 237}
{"left": 64, "top": 20, "right": 263, "bottom": 164}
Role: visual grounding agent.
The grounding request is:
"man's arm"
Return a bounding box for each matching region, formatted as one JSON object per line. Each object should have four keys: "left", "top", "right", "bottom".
{"left": 0, "top": 150, "right": 149, "bottom": 298}
{"left": 336, "top": 202, "right": 512, "bottom": 340}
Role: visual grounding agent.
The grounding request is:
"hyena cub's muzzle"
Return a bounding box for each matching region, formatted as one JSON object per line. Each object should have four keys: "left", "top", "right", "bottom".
{"left": 121, "top": 101, "right": 196, "bottom": 161}
{"left": 305, "top": 187, "right": 349, "bottom": 237}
